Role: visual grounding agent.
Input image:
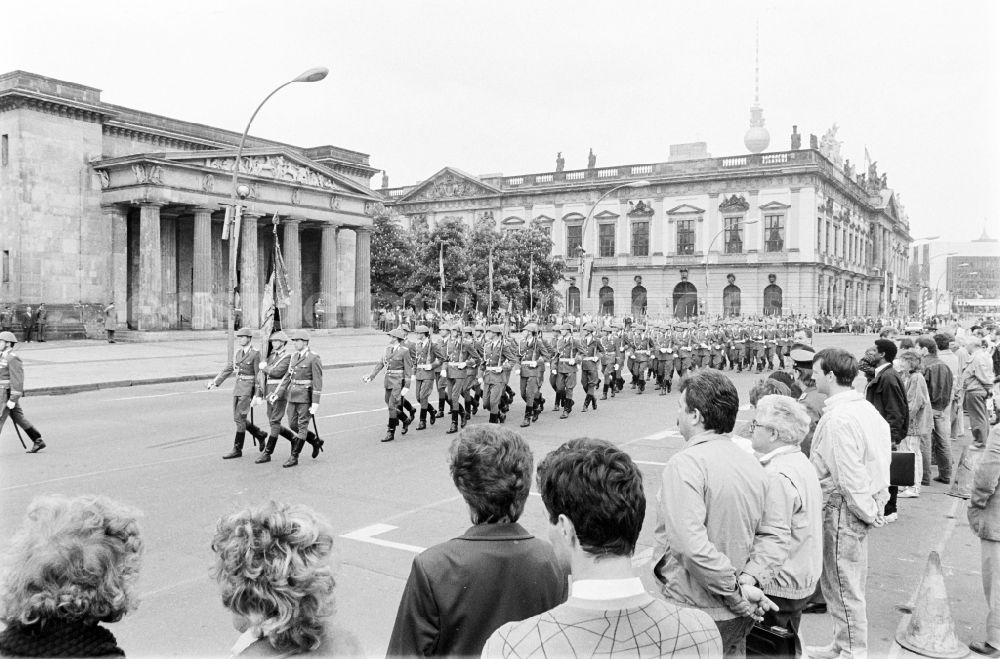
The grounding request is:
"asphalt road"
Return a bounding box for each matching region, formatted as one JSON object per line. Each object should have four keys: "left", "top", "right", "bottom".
{"left": 0, "top": 333, "right": 985, "bottom": 657}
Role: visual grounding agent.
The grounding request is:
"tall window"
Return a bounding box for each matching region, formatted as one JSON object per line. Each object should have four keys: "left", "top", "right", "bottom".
{"left": 598, "top": 223, "right": 615, "bottom": 257}
{"left": 833, "top": 226, "right": 839, "bottom": 257}
{"left": 825, "top": 223, "right": 831, "bottom": 255}
{"left": 677, "top": 219, "right": 695, "bottom": 255}
{"left": 764, "top": 214, "right": 784, "bottom": 252}
{"left": 566, "top": 225, "right": 582, "bottom": 258}
{"left": 538, "top": 225, "right": 551, "bottom": 239}
{"left": 1, "top": 135, "right": 7, "bottom": 167}
{"left": 724, "top": 217, "right": 743, "bottom": 254}
{"left": 631, "top": 221, "right": 649, "bottom": 257}
{"left": 1, "top": 250, "right": 8, "bottom": 283}
{"left": 817, "top": 219, "right": 823, "bottom": 252}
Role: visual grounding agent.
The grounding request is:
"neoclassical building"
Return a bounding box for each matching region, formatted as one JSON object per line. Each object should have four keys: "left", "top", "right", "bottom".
{"left": 0, "top": 71, "right": 380, "bottom": 337}
{"left": 381, "top": 133, "right": 913, "bottom": 319}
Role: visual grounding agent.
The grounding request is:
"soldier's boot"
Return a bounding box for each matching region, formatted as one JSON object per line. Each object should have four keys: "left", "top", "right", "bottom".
{"left": 255, "top": 435, "right": 278, "bottom": 463}
{"left": 381, "top": 418, "right": 398, "bottom": 443}
{"left": 437, "top": 398, "right": 447, "bottom": 419}
{"left": 402, "top": 398, "right": 416, "bottom": 421}
{"left": 520, "top": 409, "right": 532, "bottom": 428}
{"left": 637, "top": 380, "right": 645, "bottom": 395}
{"left": 488, "top": 413, "right": 499, "bottom": 424}
{"left": 531, "top": 400, "right": 542, "bottom": 423}
{"left": 245, "top": 421, "right": 267, "bottom": 451}
{"left": 427, "top": 404, "right": 436, "bottom": 426}
{"left": 537, "top": 396, "right": 546, "bottom": 413}
{"left": 666, "top": 377, "right": 672, "bottom": 393}
{"left": 25, "top": 431, "right": 46, "bottom": 454}
{"left": 417, "top": 409, "right": 428, "bottom": 431}
{"left": 223, "top": 431, "right": 245, "bottom": 459}
{"left": 461, "top": 404, "right": 470, "bottom": 428}
{"left": 553, "top": 392, "right": 563, "bottom": 412}
{"left": 305, "top": 431, "right": 324, "bottom": 459}
{"left": 446, "top": 412, "right": 460, "bottom": 434}
{"left": 282, "top": 439, "right": 305, "bottom": 467}
{"left": 560, "top": 399, "right": 573, "bottom": 419}
{"left": 581, "top": 394, "right": 589, "bottom": 412}
{"left": 400, "top": 406, "right": 412, "bottom": 436}
{"left": 591, "top": 393, "right": 597, "bottom": 411}
{"left": 660, "top": 381, "right": 668, "bottom": 396}
{"left": 601, "top": 384, "right": 609, "bottom": 400}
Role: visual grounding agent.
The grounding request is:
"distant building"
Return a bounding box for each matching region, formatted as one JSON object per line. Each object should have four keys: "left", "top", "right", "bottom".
{"left": 911, "top": 227, "right": 1000, "bottom": 316}
{"left": 0, "top": 71, "right": 380, "bottom": 338}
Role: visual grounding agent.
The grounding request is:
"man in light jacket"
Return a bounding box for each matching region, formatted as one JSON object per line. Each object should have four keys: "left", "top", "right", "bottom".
{"left": 969, "top": 425, "right": 1000, "bottom": 657}
{"left": 962, "top": 336, "right": 995, "bottom": 449}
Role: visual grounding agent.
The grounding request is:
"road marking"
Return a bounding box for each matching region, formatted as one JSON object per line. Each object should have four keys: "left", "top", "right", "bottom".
{"left": 110, "top": 391, "right": 206, "bottom": 401}
{"left": 340, "top": 523, "right": 426, "bottom": 554}
{"left": 621, "top": 428, "right": 682, "bottom": 448}
{"left": 140, "top": 575, "right": 206, "bottom": 599}
{"left": 319, "top": 407, "right": 384, "bottom": 419}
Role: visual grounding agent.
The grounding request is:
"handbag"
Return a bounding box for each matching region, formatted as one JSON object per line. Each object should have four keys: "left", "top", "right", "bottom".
{"left": 890, "top": 450, "right": 916, "bottom": 487}
{"left": 747, "top": 623, "right": 797, "bottom": 658}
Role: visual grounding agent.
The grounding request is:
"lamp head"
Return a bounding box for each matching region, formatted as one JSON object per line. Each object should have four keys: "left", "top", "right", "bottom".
{"left": 236, "top": 184, "right": 251, "bottom": 199}
{"left": 293, "top": 67, "right": 329, "bottom": 83}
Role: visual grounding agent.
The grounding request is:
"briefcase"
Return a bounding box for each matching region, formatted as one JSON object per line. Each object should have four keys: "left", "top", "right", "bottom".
{"left": 890, "top": 451, "right": 916, "bottom": 487}
{"left": 747, "top": 623, "right": 796, "bottom": 658}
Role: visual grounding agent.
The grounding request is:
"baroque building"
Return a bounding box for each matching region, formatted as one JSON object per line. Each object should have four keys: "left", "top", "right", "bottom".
{"left": 381, "top": 135, "right": 912, "bottom": 318}
{"left": 0, "top": 71, "right": 381, "bottom": 338}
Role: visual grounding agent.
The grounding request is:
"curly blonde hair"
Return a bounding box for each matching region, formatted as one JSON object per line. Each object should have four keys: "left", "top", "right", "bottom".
{"left": 212, "top": 502, "right": 336, "bottom": 653}
{"left": 0, "top": 494, "right": 143, "bottom": 626}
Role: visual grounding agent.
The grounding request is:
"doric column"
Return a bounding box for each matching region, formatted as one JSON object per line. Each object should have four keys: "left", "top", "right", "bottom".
{"left": 104, "top": 205, "right": 128, "bottom": 327}
{"left": 137, "top": 202, "right": 163, "bottom": 330}
{"left": 354, "top": 227, "right": 372, "bottom": 328}
{"left": 320, "top": 223, "right": 339, "bottom": 328}
{"left": 192, "top": 207, "right": 214, "bottom": 330}
{"left": 161, "top": 213, "right": 178, "bottom": 328}
{"left": 283, "top": 218, "right": 303, "bottom": 329}
{"left": 240, "top": 213, "right": 261, "bottom": 329}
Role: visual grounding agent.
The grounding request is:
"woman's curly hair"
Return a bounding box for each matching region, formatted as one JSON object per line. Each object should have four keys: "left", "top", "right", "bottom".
{"left": 0, "top": 494, "right": 144, "bottom": 626}
{"left": 211, "top": 502, "right": 336, "bottom": 653}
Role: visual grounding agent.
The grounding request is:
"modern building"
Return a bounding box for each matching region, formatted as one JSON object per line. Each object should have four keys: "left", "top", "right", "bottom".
{"left": 0, "top": 71, "right": 381, "bottom": 338}
{"left": 910, "top": 227, "right": 1000, "bottom": 316}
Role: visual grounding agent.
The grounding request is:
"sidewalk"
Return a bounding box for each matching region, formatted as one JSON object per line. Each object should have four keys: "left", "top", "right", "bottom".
{"left": 14, "top": 329, "right": 386, "bottom": 396}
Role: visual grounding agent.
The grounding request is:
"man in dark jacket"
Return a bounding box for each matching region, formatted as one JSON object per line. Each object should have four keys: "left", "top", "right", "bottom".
{"left": 866, "top": 338, "right": 909, "bottom": 522}
{"left": 919, "top": 335, "right": 955, "bottom": 485}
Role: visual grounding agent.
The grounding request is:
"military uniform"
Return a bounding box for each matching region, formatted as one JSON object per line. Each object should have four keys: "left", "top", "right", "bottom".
{"left": 34, "top": 305, "right": 47, "bottom": 342}
{"left": 516, "top": 324, "right": 550, "bottom": 427}
{"left": 367, "top": 328, "right": 414, "bottom": 442}
{"left": 481, "top": 327, "right": 518, "bottom": 423}
{"left": 599, "top": 330, "right": 620, "bottom": 399}
{"left": 0, "top": 307, "right": 13, "bottom": 333}
{"left": 211, "top": 328, "right": 267, "bottom": 459}
{"left": 442, "top": 327, "right": 475, "bottom": 433}
{"left": 0, "top": 333, "right": 44, "bottom": 453}
{"left": 411, "top": 326, "right": 444, "bottom": 430}
{"left": 433, "top": 327, "right": 450, "bottom": 419}
{"left": 577, "top": 325, "right": 605, "bottom": 411}
{"left": 274, "top": 331, "right": 323, "bottom": 465}
{"left": 461, "top": 328, "right": 484, "bottom": 421}
{"left": 630, "top": 328, "right": 652, "bottom": 393}
{"left": 255, "top": 332, "right": 322, "bottom": 464}
{"left": 553, "top": 327, "right": 581, "bottom": 417}
{"left": 653, "top": 327, "right": 676, "bottom": 394}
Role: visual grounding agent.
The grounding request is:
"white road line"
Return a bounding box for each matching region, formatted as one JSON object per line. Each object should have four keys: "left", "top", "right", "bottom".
{"left": 318, "top": 407, "right": 384, "bottom": 419}
{"left": 621, "top": 428, "right": 682, "bottom": 448}
{"left": 110, "top": 391, "right": 207, "bottom": 401}
{"left": 340, "top": 523, "right": 426, "bottom": 554}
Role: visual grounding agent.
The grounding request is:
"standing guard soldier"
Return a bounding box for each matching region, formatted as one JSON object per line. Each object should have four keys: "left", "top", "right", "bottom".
{"left": 272, "top": 329, "right": 323, "bottom": 467}
{"left": 481, "top": 325, "right": 517, "bottom": 424}
{"left": 578, "top": 323, "right": 605, "bottom": 412}
{"left": 255, "top": 331, "right": 322, "bottom": 464}
{"left": 364, "top": 327, "right": 414, "bottom": 443}
{"left": 411, "top": 324, "right": 442, "bottom": 431}
{"left": 34, "top": 304, "right": 47, "bottom": 343}
{"left": 208, "top": 327, "right": 268, "bottom": 460}
{"left": 1, "top": 305, "right": 14, "bottom": 333}
{"left": 443, "top": 324, "right": 472, "bottom": 434}
{"left": 0, "top": 331, "right": 45, "bottom": 453}
{"left": 22, "top": 306, "right": 34, "bottom": 343}
{"left": 599, "top": 326, "right": 619, "bottom": 400}
{"left": 553, "top": 324, "right": 581, "bottom": 418}
{"left": 516, "top": 322, "right": 549, "bottom": 427}
{"left": 630, "top": 325, "right": 652, "bottom": 394}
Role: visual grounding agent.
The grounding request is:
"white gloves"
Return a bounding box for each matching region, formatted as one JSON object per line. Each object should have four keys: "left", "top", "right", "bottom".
{"left": 5, "top": 400, "right": 14, "bottom": 410}
{"left": 309, "top": 403, "right": 319, "bottom": 415}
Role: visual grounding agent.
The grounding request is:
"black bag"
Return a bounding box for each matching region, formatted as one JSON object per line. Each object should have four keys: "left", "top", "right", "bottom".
{"left": 746, "top": 622, "right": 797, "bottom": 658}
{"left": 890, "top": 451, "right": 916, "bottom": 487}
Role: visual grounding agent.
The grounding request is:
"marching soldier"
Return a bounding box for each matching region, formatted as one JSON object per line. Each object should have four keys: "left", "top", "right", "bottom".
{"left": 599, "top": 326, "right": 619, "bottom": 400}
{"left": 763, "top": 321, "right": 778, "bottom": 371}
{"left": 516, "top": 322, "right": 549, "bottom": 427}
{"left": 468, "top": 325, "right": 487, "bottom": 414}
{"left": 630, "top": 325, "right": 651, "bottom": 394}
{"left": 481, "top": 325, "right": 517, "bottom": 424}
{"left": 707, "top": 323, "right": 725, "bottom": 369}
{"left": 578, "top": 323, "right": 605, "bottom": 412}
{"left": 364, "top": 327, "right": 414, "bottom": 443}
{"left": 207, "top": 327, "right": 269, "bottom": 460}
{"left": 433, "top": 324, "right": 449, "bottom": 421}
{"left": 0, "top": 331, "right": 45, "bottom": 453}
{"left": 254, "top": 331, "right": 321, "bottom": 464}
{"left": 673, "top": 322, "right": 694, "bottom": 380}
{"left": 613, "top": 323, "right": 630, "bottom": 394}
{"left": 653, "top": 323, "right": 676, "bottom": 395}
{"left": 553, "top": 324, "right": 582, "bottom": 418}
{"left": 548, "top": 325, "right": 563, "bottom": 408}
{"left": 411, "top": 325, "right": 443, "bottom": 430}
{"left": 272, "top": 329, "right": 323, "bottom": 467}
{"left": 442, "top": 324, "right": 473, "bottom": 434}
{"left": 461, "top": 326, "right": 483, "bottom": 424}
{"left": 751, "top": 321, "right": 767, "bottom": 372}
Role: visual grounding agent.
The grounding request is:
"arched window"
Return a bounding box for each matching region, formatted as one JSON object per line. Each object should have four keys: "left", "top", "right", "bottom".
{"left": 723, "top": 284, "right": 742, "bottom": 317}
{"left": 567, "top": 286, "right": 581, "bottom": 315}
{"left": 763, "top": 284, "right": 783, "bottom": 316}
{"left": 599, "top": 284, "right": 615, "bottom": 316}
{"left": 673, "top": 281, "right": 699, "bottom": 319}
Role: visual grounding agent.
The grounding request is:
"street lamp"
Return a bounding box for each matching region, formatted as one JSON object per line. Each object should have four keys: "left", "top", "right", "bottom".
{"left": 703, "top": 218, "right": 758, "bottom": 316}
{"left": 577, "top": 179, "right": 651, "bottom": 274}
{"left": 934, "top": 262, "right": 969, "bottom": 316}
{"left": 224, "top": 66, "right": 329, "bottom": 362}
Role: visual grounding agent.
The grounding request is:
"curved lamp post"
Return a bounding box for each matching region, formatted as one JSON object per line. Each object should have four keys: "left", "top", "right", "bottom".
{"left": 703, "top": 219, "right": 758, "bottom": 316}
{"left": 934, "top": 261, "right": 969, "bottom": 316}
{"left": 225, "top": 67, "right": 329, "bottom": 361}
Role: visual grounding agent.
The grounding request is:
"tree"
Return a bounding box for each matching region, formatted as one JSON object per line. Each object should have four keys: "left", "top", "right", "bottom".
{"left": 469, "top": 218, "right": 563, "bottom": 314}
{"left": 370, "top": 211, "right": 415, "bottom": 309}
{"left": 406, "top": 217, "right": 474, "bottom": 312}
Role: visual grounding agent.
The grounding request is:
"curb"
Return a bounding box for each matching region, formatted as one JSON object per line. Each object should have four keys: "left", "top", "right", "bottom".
{"left": 25, "top": 361, "right": 379, "bottom": 397}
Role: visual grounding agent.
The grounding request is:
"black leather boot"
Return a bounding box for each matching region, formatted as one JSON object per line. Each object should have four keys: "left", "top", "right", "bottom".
{"left": 446, "top": 412, "right": 459, "bottom": 434}
{"left": 601, "top": 385, "right": 608, "bottom": 400}
{"left": 531, "top": 401, "right": 542, "bottom": 423}
{"left": 223, "top": 431, "right": 245, "bottom": 459}
{"left": 591, "top": 394, "right": 597, "bottom": 411}
{"left": 26, "top": 437, "right": 46, "bottom": 454}
{"left": 256, "top": 435, "right": 278, "bottom": 463}
{"left": 400, "top": 408, "right": 411, "bottom": 436}
{"left": 417, "top": 409, "right": 428, "bottom": 431}
{"left": 382, "top": 418, "right": 398, "bottom": 443}
{"left": 283, "top": 439, "right": 305, "bottom": 467}
{"left": 520, "top": 410, "right": 531, "bottom": 427}
{"left": 306, "top": 430, "right": 324, "bottom": 458}
{"left": 427, "top": 405, "right": 436, "bottom": 426}
{"left": 489, "top": 413, "right": 499, "bottom": 424}
{"left": 245, "top": 421, "right": 267, "bottom": 451}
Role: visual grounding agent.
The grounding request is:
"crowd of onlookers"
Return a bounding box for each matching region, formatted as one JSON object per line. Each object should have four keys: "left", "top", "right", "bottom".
{"left": 1, "top": 324, "right": 998, "bottom": 658}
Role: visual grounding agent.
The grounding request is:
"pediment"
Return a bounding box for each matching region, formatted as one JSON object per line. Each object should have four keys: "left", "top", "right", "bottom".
{"left": 666, "top": 204, "right": 705, "bottom": 215}
{"left": 627, "top": 200, "right": 654, "bottom": 217}
{"left": 502, "top": 216, "right": 525, "bottom": 226}
{"left": 719, "top": 194, "right": 750, "bottom": 213}
{"left": 759, "top": 200, "right": 791, "bottom": 211}
{"left": 594, "top": 210, "right": 620, "bottom": 220}
{"left": 562, "top": 212, "right": 586, "bottom": 223}
{"left": 397, "top": 167, "right": 501, "bottom": 202}
{"left": 533, "top": 214, "right": 555, "bottom": 224}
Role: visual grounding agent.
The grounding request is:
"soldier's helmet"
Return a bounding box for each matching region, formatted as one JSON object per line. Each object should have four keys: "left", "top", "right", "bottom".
{"left": 524, "top": 322, "right": 539, "bottom": 333}
{"left": 582, "top": 322, "right": 596, "bottom": 332}
{"left": 235, "top": 327, "right": 254, "bottom": 338}
{"left": 0, "top": 331, "right": 16, "bottom": 343}
{"left": 474, "top": 324, "right": 486, "bottom": 333}
{"left": 288, "top": 329, "right": 310, "bottom": 342}
{"left": 487, "top": 324, "right": 502, "bottom": 334}
{"left": 269, "top": 331, "right": 289, "bottom": 343}
{"left": 388, "top": 328, "right": 407, "bottom": 340}
{"left": 415, "top": 324, "right": 431, "bottom": 335}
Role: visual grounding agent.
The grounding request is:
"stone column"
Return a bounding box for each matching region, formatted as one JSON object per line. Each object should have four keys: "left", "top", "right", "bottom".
{"left": 192, "top": 207, "right": 214, "bottom": 329}
{"left": 161, "top": 213, "right": 178, "bottom": 328}
{"left": 354, "top": 227, "right": 372, "bottom": 328}
{"left": 137, "top": 203, "right": 163, "bottom": 330}
{"left": 240, "top": 213, "right": 261, "bottom": 329}
{"left": 283, "top": 218, "right": 303, "bottom": 329}
{"left": 320, "top": 222, "right": 339, "bottom": 329}
{"left": 104, "top": 205, "right": 128, "bottom": 327}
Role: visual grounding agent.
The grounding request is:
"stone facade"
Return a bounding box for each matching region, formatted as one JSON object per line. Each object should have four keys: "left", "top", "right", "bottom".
{"left": 382, "top": 150, "right": 913, "bottom": 318}
{"left": 0, "top": 71, "right": 380, "bottom": 338}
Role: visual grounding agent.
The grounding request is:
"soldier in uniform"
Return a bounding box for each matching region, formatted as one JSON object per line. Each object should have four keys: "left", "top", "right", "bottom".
{"left": 613, "top": 323, "right": 631, "bottom": 394}
{"left": 1, "top": 305, "right": 14, "bottom": 333}
{"left": 272, "top": 330, "right": 323, "bottom": 466}
{"left": 654, "top": 323, "right": 676, "bottom": 395}
{"left": 22, "top": 306, "right": 34, "bottom": 343}
{"left": 433, "top": 324, "right": 450, "bottom": 420}
{"left": 208, "top": 327, "right": 268, "bottom": 460}
{"left": 516, "top": 322, "right": 549, "bottom": 427}
{"left": 460, "top": 326, "right": 483, "bottom": 425}
{"left": 442, "top": 324, "right": 473, "bottom": 434}
{"left": 599, "top": 326, "right": 619, "bottom": 400}
{"left": 0, "top": 331, "right": 45, "bottom": 453}
{"left": 480, "top": 325, "right": 517, "bottom": 424}
{"left": 577, "top": 323, "right": 605, "bottom": 412}
{"left": 468, "top": 325, "right": 487, "bottom": 414}
{"left": 364, "top": 327, "right": 414, "bottom": 443}
{"left": 548, "top": 324, "right": 563, "bottom": 408}
{"left": 707, "top": 323, "right": 725, "bottom": 369}
{"left": 763, "top": 320, "right": 778, "bottom": 371}
{"left": 34, "top": 304, "right": 47, "bottom": 342}
{"left": 630, "top": 325, "right": 651, "bottom": 394}
{"left": 552, "top": 324, "right": 581, "bottom": 418}
{"left": 411, "top": 324, "right": 443, "bottom": 431}
{"left": 255, "top": 331, "right": 322, "bottom": 464}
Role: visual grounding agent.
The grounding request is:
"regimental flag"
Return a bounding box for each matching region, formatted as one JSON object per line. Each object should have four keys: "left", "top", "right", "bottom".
{"left": 272, "top": 215, "right": 292, "bottom": 308}
{"left": 439, "top": 243, "right": 445, "bottom": 289}
{"left": 260, "top": 271, "right": 276, "bottom": 345}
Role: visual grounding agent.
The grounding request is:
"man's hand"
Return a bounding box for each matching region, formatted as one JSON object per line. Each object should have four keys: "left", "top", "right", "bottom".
{"left": 258, "top": 361, "right": 267, "bottom": 369}
{"left": 206, "top": 382, "right": 217, "bottom": 390}
{"left": 741, "top": 584, "right": 778, "bottom": 621}
{"left": 267, "top": 393, "right": 277, "bottom": 403}
{"left": 401, "top": 387, "right": 409, "bottom": 397}
{"left": 251, "top": 396, "right": 262, "bottom": 407}
{"left": 309, "top": 403, "right": 319, "bottom": 415}
{"left": 5, "top": 400, "right": 14, "bottom": 410}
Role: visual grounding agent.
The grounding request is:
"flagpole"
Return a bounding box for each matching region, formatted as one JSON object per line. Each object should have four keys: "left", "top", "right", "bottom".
{"left": 488, "top": 245, "right": 494, "bottom": 320}
{"left": 438, "top": 242, "right": 444, "bottom": 315}
{"left": 529, "top": 255, "right": 534, "bottom": 316}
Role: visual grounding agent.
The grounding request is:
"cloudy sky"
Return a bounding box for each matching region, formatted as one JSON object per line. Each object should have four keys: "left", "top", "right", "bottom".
{"left": 4, "top": 0, "right": 998, "bottom": 243}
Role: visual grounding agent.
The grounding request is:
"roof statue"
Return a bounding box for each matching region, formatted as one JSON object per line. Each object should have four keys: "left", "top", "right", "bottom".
{"left": 819, "top": 124, "right": 843, "bottom": 169}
